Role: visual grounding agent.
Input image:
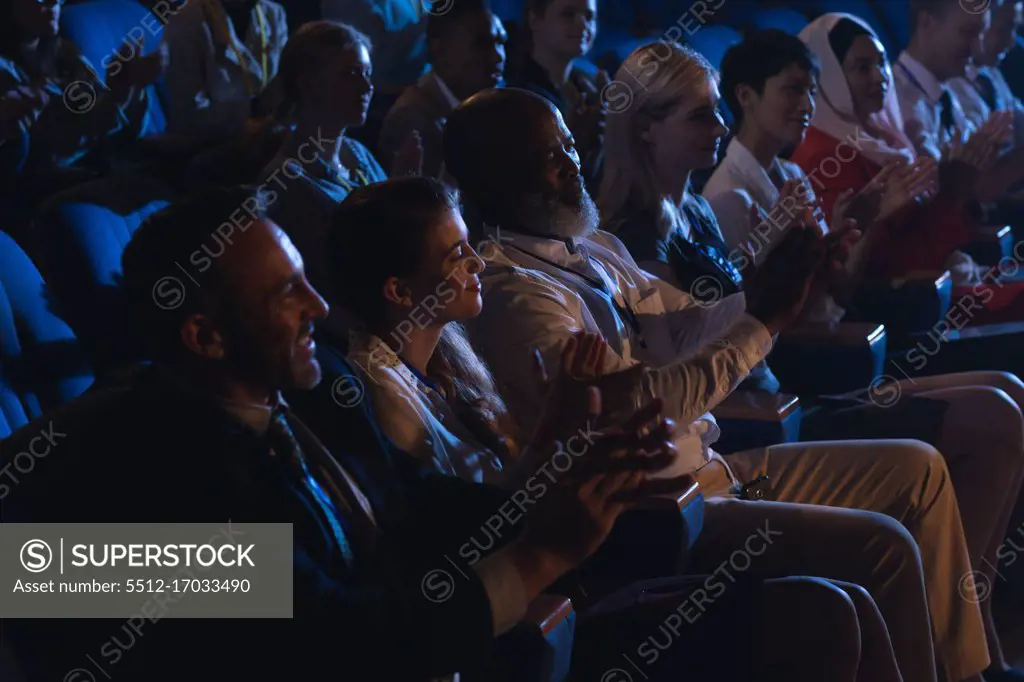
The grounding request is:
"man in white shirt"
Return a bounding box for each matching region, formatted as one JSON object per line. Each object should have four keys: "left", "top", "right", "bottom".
{"left": 445, "top": 87, "right": 986, "bottom": 682}
{"left": 895, "top": 0, "right": 1024, "bottom": 203}
{"left": 949, "top": 0, "right": 1024, "bottom": 146}
{"left": 378, "top": 0, "right": 507, "bottom": 178}
{"left": 163, "top": 0, "right": 288, "bottom": 140}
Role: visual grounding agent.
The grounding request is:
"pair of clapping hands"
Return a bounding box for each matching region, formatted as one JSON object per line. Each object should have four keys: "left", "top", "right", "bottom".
{"left": 500, "top": 332, "right": 689, "bottom": 574}
{"left": 742, "top": 156, "right": 937, "bottom": 325}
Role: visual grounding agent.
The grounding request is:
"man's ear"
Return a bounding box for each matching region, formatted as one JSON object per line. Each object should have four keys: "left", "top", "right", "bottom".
{"left": 180, "top": 313, "right": 226, "bottom": 360}
{"left": 382, "top": 276, "right": 413, "bottom": 308}
{"left": 527, "top": 8, "right": 542, "bottom": 34}
{"left": 734, "top": 83, "right": 759, "bottom": 117}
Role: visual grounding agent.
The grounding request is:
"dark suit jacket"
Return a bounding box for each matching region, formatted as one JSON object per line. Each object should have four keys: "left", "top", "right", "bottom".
{"left": 378, "top": 69, "right": 455, "bottom": 179}
{"left": 0, "top": 361, "right": 515, "bottom": 681}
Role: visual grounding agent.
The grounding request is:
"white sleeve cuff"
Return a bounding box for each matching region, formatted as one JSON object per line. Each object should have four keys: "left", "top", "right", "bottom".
{"left": 472, "top": 547, "right": 530, "bottom": 636}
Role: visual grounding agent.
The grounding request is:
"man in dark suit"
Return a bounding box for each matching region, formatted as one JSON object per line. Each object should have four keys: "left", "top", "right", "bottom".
{"left": 0, "top": 187, "right": 684, "bottom": 681}
{"left": 378, "top": 0, "right": 508, "bottom": 179}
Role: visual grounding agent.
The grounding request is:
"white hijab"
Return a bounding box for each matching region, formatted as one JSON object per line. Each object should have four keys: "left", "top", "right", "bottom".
{"left": 799, "top": 13, "right": 917, "bottom": 166}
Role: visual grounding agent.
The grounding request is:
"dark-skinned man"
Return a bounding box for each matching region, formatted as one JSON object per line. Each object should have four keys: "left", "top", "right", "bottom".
{"left": 378, "top": 0, "right": 507, "bottom": 179}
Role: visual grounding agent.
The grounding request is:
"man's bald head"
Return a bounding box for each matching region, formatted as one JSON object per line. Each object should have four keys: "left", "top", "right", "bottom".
{"left": 444, "top": 88, "right": 563, "bottom": 196}
{"left": 442, "top": 87, "right": 598, "bottom": 239}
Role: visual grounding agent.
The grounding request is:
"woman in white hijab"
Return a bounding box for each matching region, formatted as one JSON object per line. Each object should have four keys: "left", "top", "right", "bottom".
{"left": 795, "top": 13, "right": 1024, "bottom": 682}
{"left": 790, "top": 13, "right": 1002, "bottom": 294}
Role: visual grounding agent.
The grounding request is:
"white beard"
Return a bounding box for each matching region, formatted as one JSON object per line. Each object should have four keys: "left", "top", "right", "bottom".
{"left": 518, "top": 189, "right": 600, "bottom": 240}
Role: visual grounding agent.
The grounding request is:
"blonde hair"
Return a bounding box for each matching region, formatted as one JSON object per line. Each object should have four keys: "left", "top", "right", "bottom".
{"left": 599, "top": 42, "right": 718, "bottom": 235}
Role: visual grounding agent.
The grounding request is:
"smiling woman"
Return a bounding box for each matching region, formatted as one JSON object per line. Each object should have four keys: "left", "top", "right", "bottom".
{"left": 328, "top": 176, "right": 519, "bottom": 481}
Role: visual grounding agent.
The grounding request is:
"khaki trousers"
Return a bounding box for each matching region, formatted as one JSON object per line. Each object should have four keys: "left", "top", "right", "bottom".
{"left": 694, "top": 438, "right": 985, "bottom": 682}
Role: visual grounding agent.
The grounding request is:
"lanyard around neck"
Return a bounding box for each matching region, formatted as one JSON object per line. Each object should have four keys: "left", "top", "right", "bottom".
{"left": 208, "top": 0, "right": 269, "bottom": 96}
{"left": 896, "top": 59, "right": 938, "bottom": 103}
{"left": 502, "top": 241, "right": 647, "bottom": 348}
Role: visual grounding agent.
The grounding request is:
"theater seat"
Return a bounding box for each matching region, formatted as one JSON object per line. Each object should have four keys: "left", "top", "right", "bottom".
{"left": 685, "top": 25, "right": 743, "bottom": 124}
{"left": 480, "top": 596, "right": 576, "bottom": 682}
{"left": 873, "top": 0, "right": 911, "bottom": 54}
{"left": 35, "top": 174, "right": 173, "bottom": 372}
{"left": 746, "top": 7, "right": 810, "bottom": 35}
{"left": 848, "top": 270, "right": 953, "bottom": 341}
{"left": 770, "top": 322, "right": 888, "bottom": 395}
{"left": 713, "top": 391, "right": 803, "bottom": 453}
{"left": 686, "top": 25, "right": 743, "bottom": 71}
{"left": 59, "top": 0, "right": 169, "bottom": 136}
{"left": 0, "top": 231, "right": 93, "bottom": 439}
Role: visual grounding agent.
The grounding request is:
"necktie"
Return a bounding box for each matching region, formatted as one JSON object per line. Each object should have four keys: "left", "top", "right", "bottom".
{"left": 938, "top": 90, "right": 956, "bottom": 138}
{"left": 266, "top": 410, "right": 357, "bottom": 569}
{"left": 974, "top": 71, "right": 1000, "bottom": 112}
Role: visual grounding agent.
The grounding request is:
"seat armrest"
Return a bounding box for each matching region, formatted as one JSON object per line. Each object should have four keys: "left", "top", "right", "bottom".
{"left": 634, "top": 480, "right": 704, "bottom": 554}
{"left": 963, "top": 225, "right": 1013, "bottom": 264}
{"left": 768, "top": 322, "right": 886, "bottom": 395}
{"left": 524, "top": 595, "right": 575, "bottom": 633}
{"left": 713, "top": 392, "right": 803, "bottom": 454}
{"left": 574, "top": 484, "right": 705, "bottom": 592}
{"left": 486, "top": 596, "right": 576, "bottom": 682}
{"left": 849, "top": 270, "right": 952, "bottom": 338}
{"left": 713, "top": 391, "right": 801, "bottom": 422}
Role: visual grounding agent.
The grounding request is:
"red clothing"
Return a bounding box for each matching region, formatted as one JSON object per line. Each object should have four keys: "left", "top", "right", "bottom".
{"left": 791, "top": 126, "right": 975, "bottom": 280}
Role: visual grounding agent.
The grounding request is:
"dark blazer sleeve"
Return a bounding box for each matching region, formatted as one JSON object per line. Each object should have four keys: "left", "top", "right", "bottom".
{"left": 291, "top": 528, "right": 498, "bottom": 678}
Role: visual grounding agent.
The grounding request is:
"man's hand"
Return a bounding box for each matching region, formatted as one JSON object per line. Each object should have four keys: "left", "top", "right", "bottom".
{"left": 745, "top": 215, "right": 826, "bottom": 334}
{"left": 0, "top": 86, "right": 49, "bottom": 139}
{"left": 950, "top": 110, "right": 1013, "bottom": 171}
{"left": 527, "top": 331, "right": 643, "bottom": 454}
{"left": 513, "top": 391, "right": 681, "bottom": 583}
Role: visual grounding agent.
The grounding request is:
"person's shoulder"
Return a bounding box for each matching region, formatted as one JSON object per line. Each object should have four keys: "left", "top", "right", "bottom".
{"left": 258, "top": 0, "right": 288, "bottom": 18}
{"left": 165, "top": 0, "right": 206, "bottom": 30}
{"left": 342, "top": 137, "right": 386, "bottom": 177}
{"left": 777, "top": 156, "right": 809, "bottom": 181}
{"left": 790, "top": 127, "right": 842, "bottom": 166}
{"left": 601, "top": 211, "right": 663, "bottom": 262}
{"left": 701, "top": 155, "right": 739, "bottom": 199}
{"left": 346, "top": 334, "right": 408, "bottom": 390}
{"left": 704, "top": 184, "right": 754, "bottom": 213}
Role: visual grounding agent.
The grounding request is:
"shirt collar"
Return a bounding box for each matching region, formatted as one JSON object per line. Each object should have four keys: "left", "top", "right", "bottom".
{"left": 152, "top": 363, "right": 284, "bottom": 436}
{"left": 497, "top": 229, "right": 589, "bottom": 268}
{"left": 348, "top": 329, "right": 445, "bottom": 399}
{"left": 898, "top": 50, "right": 945, "bottom": 102}
{"left": 217, "top": 393, "right": 287, "bottom": 435}
{"left": 431, "top": 72, "right": 462, "bottom": 110}
{"left": 725, "top": 137, "right": 781, "bottom": 204}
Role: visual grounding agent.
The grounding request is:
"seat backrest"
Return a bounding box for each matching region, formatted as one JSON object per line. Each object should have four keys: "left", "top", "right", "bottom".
{"left": 687, "top": 25, "right": 744, "bottom": 71}
{"left": 873, "top": 0, "right": 911, "bottom": 55}
{"left": 685, "top": 25, "right": 743, "bottom": 125}
{"left": 0, "top": 231, "right": 94, "bottom": 439}
{"left": 34, "top": 174, "right": 173, "bottom": 373}
{"left": 810, "top": 0, "right": 896, "bottom": 55}
{"left": 747, "top": 7, "right": 810, "bottom": 35}
{"left": 59, "top": 0, "right": 168, "bottom": 135}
